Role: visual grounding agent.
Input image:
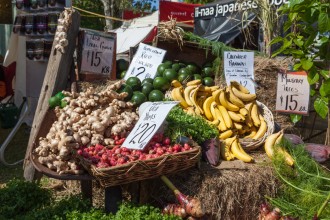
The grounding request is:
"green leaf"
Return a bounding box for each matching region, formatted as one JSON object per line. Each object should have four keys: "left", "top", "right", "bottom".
{"left": 320, "top": 79, "right": 330, "bottom": 96}
{"left": 290, "top": 114, "right": 302, "bottom": 123}
{"left": 304, "top": 32, "right": 318, "bottom": 48}
{"left": 318, "top": 12, "right": 330, "bottom": 33}
{"left": 314, "top": 97, "right": 329, "bottom": 119}
{"left": 320, "top": 70, "right": 330, "bottom": 79}
{"left": 293, "top": 39, "right": 304, "bottom": 48}
{"left": 301, "top": 59, "right": 313, "bottom": 70}
{"left": 270, "top": 36, "right": 284, "bottom": 45}
{"left": 308, "top": 71, "right": 319, "bottom": 85}
{"left": 310, "top": 88, "right": 316, "bottom": 96}
{"left": 291, "top": 49, "right": 304, "bottom": 55}
{"left": 293, "top": 63, "right": 302, "bottom": 70}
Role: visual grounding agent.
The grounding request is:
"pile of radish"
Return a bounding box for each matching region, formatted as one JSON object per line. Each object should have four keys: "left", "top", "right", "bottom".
{"left": 77, "top": 135, "right": 193, "bottom": 168}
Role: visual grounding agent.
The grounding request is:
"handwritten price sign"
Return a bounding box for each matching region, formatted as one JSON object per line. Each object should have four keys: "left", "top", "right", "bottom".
{"left": 122, "top": 101, "right": 178, "bottom": 150}
{"left": 81, "top": 32, "right": 115, "bottom": 75}
{"left": 276, "top": 71, "right": 310, "bottom": 115}
{"left": 224, "top": 51, "right": 255, "bottom": 94}
{"left": 125, "top": 43, "right": 166, "bottom": 81}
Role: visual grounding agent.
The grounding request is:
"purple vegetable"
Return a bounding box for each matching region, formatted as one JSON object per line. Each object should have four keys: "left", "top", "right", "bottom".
{"left": 284, "top": 134, "right": 304, "bottom": 145}
{"left": 202, "top": 138, "right": 220, "bottom": 166}
{"left": 305, "top": 143, "right": 330, "bottom": 163}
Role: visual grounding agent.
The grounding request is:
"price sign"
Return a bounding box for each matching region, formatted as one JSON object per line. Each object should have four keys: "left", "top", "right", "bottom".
{"left": 81, "top": 31, "right": 115, "bottom": 75}
{"left": 125, "top": 43, "right": 166, "bottom": 81}
{"left": 122, "top": 101, "right": 178, "bottom": 150}
{"left": 276, "top": 71, "right": 310, "bottom": 115}
{"left": 224, "top": 51, "right": 255, "bottom": 94}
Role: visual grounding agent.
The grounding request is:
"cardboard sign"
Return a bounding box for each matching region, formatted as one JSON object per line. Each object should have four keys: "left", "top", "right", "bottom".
{"left": 224, "top": 51, "right": 255, "bottom": 94}
{"left": 125, "top": 43, "right": 166, "bottom": 81}
{"left": 276, "top": 71, "right": 310, "bottom": 115}
{"left": 122, "top": 101, "right": 178, "bottom": 150}
{"left": 80, "top": 31, "right": 115, "bottom": 76}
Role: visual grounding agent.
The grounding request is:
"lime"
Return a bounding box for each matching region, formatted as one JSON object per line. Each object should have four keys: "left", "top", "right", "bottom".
{"left": 157, "top": 64, "right": 168, "bottom": 75}
{"left": 126, "top": 76, "right": 142, "bottom": 91}
{"left": 155, "top": 71, "right": 163, "bottom": 77}
{"left": 117, "top": 84, "right": 133, "bottom": 101}
{"left": 130, "top": 92, "right": 147, "bottom": 106}
{"left": 163, "top": 60, "right": 173, "bottom": 67}
{"left": 202, "top": 67, "right": 214, "bottom": 77}
{"left": 141, "top": 82, "right": 154, "bottom": 96}
{"left": 193, "top": 74, "right": 203, "bottom": 80}
{"left": 142, "top": 78, "right": 154, "bottom": 85}
{"left": 163, "top": 69, "right": 178, "bottom": 81}
{"left": 203, "top": 62, "right": 213, "bottom": 68}
{"left": 153, "top": 77, "right": 170, "bottom": 92}
{"left": 120, "top": 70, "right": 127, "bottom": 79}
{"left": 178, "top": 62, "right": 186, "bottom": 68}
{"left": 178, "top": 68, "right": 192, "bottom": 76}
{"left": 172, "top": 63, "right": 180, "bottom": 72}
{"left": 148, "top": 90, "right": 165, "bottom": 102}
{"left": 60, "top": 99, "right": 67, "bottom": 108}
{"left": 49, "top": 96, "right": 61, "bottom": 108}
{"left": 117, "top": 59, "right": 129, "bottom": 72}
{"left": 186, "top": 63, "right": 199, "bottom": 75}
{"left": 178, "top": 72, "right": 191, "bottom": 83}
{"left": 203, "top": 77, "right": 215, "bottom": 86}
{"left": 55, "top": 92, "right": 65, "bottom": 100}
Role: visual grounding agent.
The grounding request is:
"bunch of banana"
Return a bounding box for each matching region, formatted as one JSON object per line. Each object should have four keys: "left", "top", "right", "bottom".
{"left": 220, "top": 136, "right": 254, "bottom": 162}
{"left": 264, "top": 130, "right": 294, "bottom": 166}
{"left": 170, "top": 79, "right": 268, "bottom": 161}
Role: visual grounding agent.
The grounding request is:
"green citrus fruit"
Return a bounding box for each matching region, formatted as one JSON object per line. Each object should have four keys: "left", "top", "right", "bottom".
{"left": 178, "top": 68, "right": 192, "bottom": 76}
{"left": 202, "top": 67, "right": 214, "bottom": 77}
{"left": 142, "top": 78, "right": 154, "bottom": 85}
{"left": 130, "top": 92, "right": 147, "bottom": 106}
{"left": 193, "top": 74, "right": 203, "bottom": 80}
{"left": 148, "top": 90, "right": 165, "bottom": 102}
{"left": 49, "top": 96, "right": 61, "bottom": 108}
{"left": 163, "top": 60, "right": 173, "bottom": 67}
{"left": 117, "top": 59, "right": 129, "bottom": 72}
{"left": 141, "top": 82, "right": 154, "bottom": 96}
{"left": 117, "top": 84, "right": 133, "bottom": 101}
{"left": 153, "top": 77, "right": 170, "bottom": 92}
{"left": 172, "top": 63, "right": 181, "bottom": 72}
{"left": 157, "top": 64, "right": 168, "bottom": 75}
{"left": 186, "top": 63, "right": 198, "bottom": 75}
{"left": 203, "top": 62, "right": 213, "bottom": 68}
{"left": 126, "top": 76, "right": 142, "bottom": 91}
{"left": 155, "top": 71, "right": 163, "bottom": 77}
{"left": 120, "top": 70, "right": 127, "bottom": 79}
{"left": 203, "top": 77, "right": 215, "bottom": 86}
{"left": 163, "top": 69, "right": 178, "bottom": 81}
{"left": 178, "top": 72, "right": 191, "bottom": 83}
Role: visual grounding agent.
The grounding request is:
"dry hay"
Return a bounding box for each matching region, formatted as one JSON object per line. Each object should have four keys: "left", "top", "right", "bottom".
{"left": 142, "top": 153, "right": 279, "bottom": 220}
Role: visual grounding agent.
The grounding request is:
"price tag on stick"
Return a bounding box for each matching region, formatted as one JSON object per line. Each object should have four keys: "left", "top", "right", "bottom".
{"left": 275, "top": 71, "right": 310, "bottom": 115}
{"left": 122, "top": 101, "right": 178, "bottom": 150}
{"left": 125, "top": 43, "right": 166, "bottom": 81}
{"left": 224, "top": 51, "right": 255, "bottom": 94}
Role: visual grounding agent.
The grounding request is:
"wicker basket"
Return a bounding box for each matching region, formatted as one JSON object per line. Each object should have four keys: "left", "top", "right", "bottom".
{"left": 79, "top": 146, "right": 201, "bottom": 187}
{"left": 239, "top": 101, "right": 274, "bottom": 151}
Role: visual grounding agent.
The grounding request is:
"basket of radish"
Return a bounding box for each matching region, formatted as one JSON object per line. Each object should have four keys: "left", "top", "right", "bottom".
{"left": 77, "top": 134, "right": 201, "bottom": 187}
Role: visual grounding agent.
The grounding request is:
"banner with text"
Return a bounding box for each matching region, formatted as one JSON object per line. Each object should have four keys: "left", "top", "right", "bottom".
{"left": 224, "top": 51, "right": 255, "bottom": 94}
{"left": 122, "top": 101, "right": 178, "bottom": 150}
{"left": 276, "top": 71, "right": 309, "bottom": 115}
{"left": 125, "top": 43, "right": 166, "bottom": 81}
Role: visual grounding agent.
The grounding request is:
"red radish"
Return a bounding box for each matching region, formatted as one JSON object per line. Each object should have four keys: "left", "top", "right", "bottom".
{"left": 161, "top": 175, "right": 205, "bottom": 218}
{"left": 77, "top": 149, "right": 83, "bottom": 155}
{"left": 258, "top": 203, "right": 271, "bottom": 220}
{"left": 163, "top": 137, "right": 171, "bottom": 146}
{"left": 163, "top": 204, "right": 187, "bottom": 218}
{"left": 264, "top": 207, "right": 281, "bottom": 220}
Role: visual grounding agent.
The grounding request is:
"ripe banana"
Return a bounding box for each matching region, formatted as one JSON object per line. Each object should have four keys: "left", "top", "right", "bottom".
{"left": 244, "top": 126, "right": 257, "bottom": 138}
{"left": 203, "top": 96, "right": 214, "bottom": 121}
{"left": 230, "top": 81, "right": 250, "bottom": 94}
{"left": 209, "top": 85, "right": 220, "bottom": 92}
{"left": 251, "top": 102, "right": 261, "bottom": 127}
{"left": 187, "top": 79, "right": 202, "bottom": 86}
{"left": 231, "top": 139, "right": 253, "bottom": 162}
{"left": 217, "top": 105, "right": 233, "bottom": 129}
{"left": 212, "top": 89, "right": 222, "bottom": 105}
{"left": 219, "top": 130, "right": 233, "bottom": 140}
{"left": 186, "top": 106, "right": 196, "bottom": 116}
{"left": 190, "top": 85, "right": 204, "bottom": 115}
{"left": 252, "top": 115, "right": 267, "bottom": 140}
{"left": 228, "top": 111, "right": 244, "bottom": 122}
{"left": 233, "top": 122, "right": 243, "bottom": 130}
{"left": 227, "top": 86, "right": 245, "bottom": 108}
{"left": 239, "top": 108, "right": 249, "bottom": 117}
{"left": 231, "top": 86, "right": 257, "bottom": 102}
{"left": 171, "top": 87, "right": 189, "bottom": 108}
{"left": 220, "top": 142, "right": 235, "bottom": 161}
{"left": 207, "top": 119, "right": 220, "bottom": 126}
{"left": 171, "top": 80, "right": 182, "bottom": 88}
{"left": 184, "top": 85, "right": 197, "bottom": 106}
{"left": 219, "top": 90, "right": 240, "bottom": 111}
{"left": 211, "top": 102, "right": 227, "bottom": 131}
{"left": 224, "top": 136, "right": 237, "bottom": 146}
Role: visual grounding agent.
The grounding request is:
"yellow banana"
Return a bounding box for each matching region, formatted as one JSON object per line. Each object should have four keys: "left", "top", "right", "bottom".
{"left": 244, "top": 126, "right": 257, "bottom": 138}
{"left": 199, "top": 86, "right": 212, "bottom": 93}
{"left": 220, "top": 142, "right": 235, "bottom": 161}
{"left": 227, "top": 86, "right": 245, "bottom": 108}
{"left": 203, "top": 96, "right": 214, "bottom": 121}
{"left": 209, "top": 85, "right": 220, "bottom": 92}
{"left": 187, "top": 79, "right": 202, "bottom": 86}
{"left": 189, "top": 85, "right": 204, "bottom": 115}
{"left": 184, "top": 85, "right": 197, "bottom": 106}
{"left": 219, "top": 90, "right": 240, "bottom": 111}
{"left": 233, "top": 122, "right": 243, "bottom": 130}
{"left": 228, "top": 111, "right": 244, "bottom": 122}
{"left": 186, "top": 106, "right": 196, "bottom": 116}
{"left": 212, "top": 89, "right": 222, "bottom": 105}
{"left": 231, "top": 86, "right": 257, "bottom": 102}
{"left": 252, "top": 115, "right": 267, "bottom": 140}
{"left": 171, "top": 87, "right": 189, "bottom": 108}
{"left": 251, "top": 102, "right": 261, "bottom": 127}
{"left": 237, "top": 129, "right": 247, "bottom": 135}
{"left": 231, "top": 139, "right": 253, "bottom": 162}
{"left": 224, "top": 136, "right": 237, "bottom": 146}
{"left": 230, "top": 81, "right": 250, "bottom": 94}
{"left": 239, "top": 108, "right": 249, "bottom": 117}
{"left": 171, "top": 80, "right": 182, "bottom": 88}
{"left": 217, "top": 105, "right": 233, "bottom": 129}
{"left": 219, "top": 130, "right": 234, "bottom": 140}
{"left": 275, "top": 133, "right": 294, "bottom": 166}
{"left": 211, "top": 102, "right": 227, "bottom": 131}
{"left": 207, "top": 119, "right": 220, "bottom": 126}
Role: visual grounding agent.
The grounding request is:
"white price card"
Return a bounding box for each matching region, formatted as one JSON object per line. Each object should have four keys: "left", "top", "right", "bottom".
{"left": 125, "top": 43, "right": 166, "bottom": 81}
{"left": 81, "top": 32, "right": 115, "bottom": 75}
{"left": 276, "top": 71, "right": 310, "bottom": 115}
{"left": 224, "top": 51, "right": 255, "bottom": 94}
{"left": 122, "top": 101, "right": 178, "bottom": 150}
